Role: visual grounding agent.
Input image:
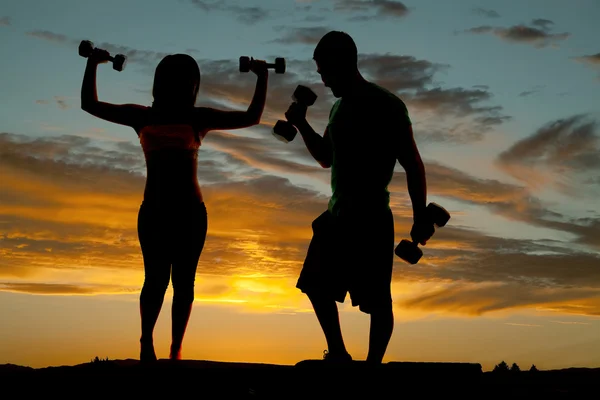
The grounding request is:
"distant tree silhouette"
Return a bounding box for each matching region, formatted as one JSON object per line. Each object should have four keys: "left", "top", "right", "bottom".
{"left": 493, "top": 360, "right": 509, "bottom": 373}
{"left": 529, "top": 364, "right": 539, "bottom": 372}
{"left": 510, "top": 363, "right": 521, "bottom": 373}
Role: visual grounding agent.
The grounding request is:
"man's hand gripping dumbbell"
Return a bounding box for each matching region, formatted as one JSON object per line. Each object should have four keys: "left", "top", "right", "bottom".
{"left": 273, "top": 85, "right": 318, "bottom": 143}
{"left": 395, "top": 203, "right": 450, "bottom": 264}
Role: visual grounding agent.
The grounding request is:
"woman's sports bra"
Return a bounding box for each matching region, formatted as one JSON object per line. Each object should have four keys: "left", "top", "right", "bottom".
{"left": 139, "top": 124, "right": 201, "bottom": 154}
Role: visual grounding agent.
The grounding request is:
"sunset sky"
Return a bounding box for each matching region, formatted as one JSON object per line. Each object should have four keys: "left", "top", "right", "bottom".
{"left": 2, "top": 0, "right": 600, "bottom": 371}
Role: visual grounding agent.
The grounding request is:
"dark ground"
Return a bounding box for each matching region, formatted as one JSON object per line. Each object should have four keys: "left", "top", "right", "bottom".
{"left": 1, "top": 359, "right": 598, "bottom": 398}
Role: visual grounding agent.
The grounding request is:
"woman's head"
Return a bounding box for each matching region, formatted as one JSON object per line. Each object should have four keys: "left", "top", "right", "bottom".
{"left": 152, "top": 54, "right": 200, "bottom": 109}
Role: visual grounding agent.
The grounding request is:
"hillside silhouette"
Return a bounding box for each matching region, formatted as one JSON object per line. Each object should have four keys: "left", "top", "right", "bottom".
{"left": 1, "top": 358, "right": 598, "bottom": 398}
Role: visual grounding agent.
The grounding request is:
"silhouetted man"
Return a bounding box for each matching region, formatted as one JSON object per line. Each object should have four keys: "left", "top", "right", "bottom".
{"left": 286, "top": 31, "right": 434, "bottom": 364}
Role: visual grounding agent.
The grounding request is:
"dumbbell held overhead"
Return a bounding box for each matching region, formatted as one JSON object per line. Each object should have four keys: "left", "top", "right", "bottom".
{"left": 239, "top": 56, "right": 286, "bottom": 74}
{"left": 272, "top": 85, "right": 318, "bottom": 143}
{"left": 395, "top": 202, "right": 451, "bottom": 265}
{"left": 79, "top": 40, "right": 127, "bottom": 71}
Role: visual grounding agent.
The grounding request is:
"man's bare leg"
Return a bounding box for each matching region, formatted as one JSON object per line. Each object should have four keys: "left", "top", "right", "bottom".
{"left": 366, "top": 304, "right": 394, "bottom": 364}
{"left": 307, "top": 292, "right": 351, "bottom": 359}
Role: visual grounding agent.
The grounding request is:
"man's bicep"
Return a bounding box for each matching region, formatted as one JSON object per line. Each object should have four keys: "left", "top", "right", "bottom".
{"left": 395, "top": 124, "right": 420, "bottom": 169}
{"left": 380, "top": 101, "right": 415, "bottom": 163}
{"left": 320, "top": 126, "right": 333, "bottom": 166}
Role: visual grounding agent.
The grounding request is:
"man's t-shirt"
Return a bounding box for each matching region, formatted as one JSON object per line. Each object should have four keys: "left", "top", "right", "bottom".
{"left": 327, "top": 81, "right": 412, "bottom": 216}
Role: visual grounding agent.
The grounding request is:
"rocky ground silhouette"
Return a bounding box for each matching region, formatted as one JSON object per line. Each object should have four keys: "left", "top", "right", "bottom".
{"left": 1, "top": 358, "right": 598, "bottom": 398}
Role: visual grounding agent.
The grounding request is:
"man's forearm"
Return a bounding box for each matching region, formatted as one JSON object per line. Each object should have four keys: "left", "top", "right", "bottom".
{"left": 296, "top": 120, "right": 329, "bottom": 167}
{"left": 405, "top": 163, "right": 428, "bottom": 222}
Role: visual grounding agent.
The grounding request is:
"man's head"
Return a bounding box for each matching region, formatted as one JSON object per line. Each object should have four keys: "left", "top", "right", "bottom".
{"left": 313, "top": 31, "right": 359, "bottom": 98}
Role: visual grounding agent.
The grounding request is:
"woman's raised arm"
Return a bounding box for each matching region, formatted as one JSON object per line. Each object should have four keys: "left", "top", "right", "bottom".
{"left": 81, "top": 48, "right": 146, "bottom": 130}
{"left": 195, "top": 59, "right": 269, "bottom": 132}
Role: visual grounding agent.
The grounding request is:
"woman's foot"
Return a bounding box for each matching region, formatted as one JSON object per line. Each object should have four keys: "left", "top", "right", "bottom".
{"left": 169, "top": 343, "right": 182, "bottom": 360}
{"left": 140, "top": 338, "right": 157, "bottom": 363}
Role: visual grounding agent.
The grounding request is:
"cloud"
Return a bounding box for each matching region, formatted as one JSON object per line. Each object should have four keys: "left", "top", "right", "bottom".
{"left": 205, "top": 128, "right": 329, "bottom": 180}
{"left": 0, "top": 282, "right": 137, "bottom": 295}
{"left": 0, "top": 131, "right": 328, "bottom": 283}
{"left": 304, "top": 15, "right": 327, "bottom": 22}
{"left": 355, "top": 54, "right": 511, "bottom": 141}
{"left": 398, "top": 282, "right": 600, "bottom": 316}
{"left": 189, "top": 57, "right": 336, "bottom": 125}
{"left": 461, "top": 19, "right": 570, "bottom": 48}
{"left": 495, "top": 114, "right": 600, "bottom": 193}
{"left": 189, "top": 0, "right": 270, "bottom": 24}
{"left": 574, "top": 53, "right": 600, "bottom": 66}
{"left": 205, "top": 127, "right": 599, "bottom": 254}
{"left": 395, "top": 227, "right": 600, "bottom": 286}
{"left": 392, "top": 221, "right": 600, "bottom": 317}
{"left": 271, "top": 26, "right": 331, "bottom": 45}
{"left": 35, "top": 96, "right": 69, "bottom": 110}
{"left": 573, "top": 53, "right": 600, "bottom": 81}
{"left": 193, "top": 52, "right": 509, "bottom": 144}
{"left": 0, "top": 16, "right": 10, "bottom": 26}
{"left": 358, "top": 53, "right": 447, "bottom": 91}
{"left": 4, "top": 129, "right": 600, "bottom": 316}
{"left": 531, "top": 18, "right": 554, "bottom": 30}
{"left": 472, "top": 8, "right": 500, "bottom": 18}
{"left": 333, "top": 0, "right": 410, "bottom": 21}
{"left": 22, "top": 29, "right": 509, "bottom": 143}
{"left": 198, "top": 51, "right": 472, "bottom": 128}
{"left": 390, "top": 156, "right": 600, "bottom": 250}
{"left": 27, "top": 30, "right": 69, "bottom": 43}
{"left": 25, "top": 30, "right": 170, "bottom": 67}
{"left": 404, "top": 87, "right": 505, "bottom": 120}
{"left": 518, "top": 85, "right": 544, "bottom": 97}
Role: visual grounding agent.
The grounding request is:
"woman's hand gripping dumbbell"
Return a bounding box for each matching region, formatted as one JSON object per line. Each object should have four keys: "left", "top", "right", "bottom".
{"left": 79, "top": 40, "right": 127, "bottom": 71}
{"left": 239, "top": 56, "right": 285, "bottom": 74}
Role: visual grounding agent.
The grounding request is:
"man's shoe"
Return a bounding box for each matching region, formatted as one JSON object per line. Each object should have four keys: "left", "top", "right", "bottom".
{"left": 322, "top": 349, "right": 353, "bottom": 363}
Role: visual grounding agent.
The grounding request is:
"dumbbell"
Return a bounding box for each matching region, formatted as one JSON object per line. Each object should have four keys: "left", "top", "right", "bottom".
{"left": 78, "top": 40, "right": 127, "bottom": 72}
{"left": 239, "top": 56, "right": 286, "bottom": 74}
{"left": 272, "top": 85, "right": 318, "bottom": 143}
{"left": 395, "top": 202, "right": 451, "bottom": 265}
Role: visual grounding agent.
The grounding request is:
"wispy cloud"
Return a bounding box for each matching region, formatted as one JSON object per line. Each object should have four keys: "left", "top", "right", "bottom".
{"left": 0, "top": 282, "right": 137, "bottom": 295}
{"left": 27, "top": 30, "right": 69, "bottom": 43}
{"left": 4, "top": 126, "right": 600, "bottom": 316}
{"left": 271, "top": 26, "right": 331, "bottom": 45}
{"left": 398, "top": 282, "right": 600, "bottom": 316}
{"left": 574, "top": 53, "right": 600, "bottom": 66}
{"left": 518, "top": 85, "right": 545, "bottom": 97}
{"left": 460, "top": 19, "right": 570, "bottom": 48}
{"left": 189, "top": 0, "right": 270, "bottom": 24}
{"left": 495, "top": 114, "right": 600, "bottom": 193}
{"left": 35, "top": 96, "right": 69, "bottom": 110}
{"left": 23, "top": 29, "right": 510, "bottom": 144}
{"left": 25, "top": 30, "right": 170, "bottom": 66}
{"left": 573, "top": 53, "right": 600, "bottom": 81}
{"left": 333, "top": 0, "right": 411, "bottom": 21}
{"left": 549, "top": 320, "right": 591, "bottom": 325}
{"left": 472, "top": 8, "right": 500, "bottom": 18}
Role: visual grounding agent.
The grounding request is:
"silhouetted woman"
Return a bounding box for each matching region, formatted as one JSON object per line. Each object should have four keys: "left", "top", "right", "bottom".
{"left": 81, "top": 48, "right": 269, "bottom": 362}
